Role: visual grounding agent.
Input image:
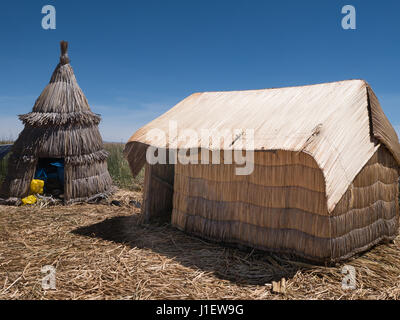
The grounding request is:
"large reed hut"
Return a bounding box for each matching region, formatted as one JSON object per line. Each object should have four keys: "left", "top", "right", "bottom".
{"left": 0, "top": 41, "right": 112, "bottom": 204}
{"left": 125, "top": 80, "right": 400, "bottom": 263}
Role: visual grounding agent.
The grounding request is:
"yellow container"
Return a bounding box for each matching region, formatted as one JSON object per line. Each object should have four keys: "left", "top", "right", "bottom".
{"left": 30, "top": 179, "right": 44, "bottom": 195}
{"left": 22, "top": 195, "right": 37, "bottom": 205}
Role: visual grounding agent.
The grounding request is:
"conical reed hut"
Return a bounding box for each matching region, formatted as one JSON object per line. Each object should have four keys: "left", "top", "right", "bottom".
{"left": 125, "top": 80, "right": 400, "bottom": 263}
{"left": 0, "top": 41, "right": 113, "bottom": 204}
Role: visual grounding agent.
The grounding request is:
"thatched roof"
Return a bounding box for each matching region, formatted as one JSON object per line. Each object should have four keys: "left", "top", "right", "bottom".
{"left": 12, "top": 41, "right": 106, "bottom": 160}
{"left": 0, "top": 41, "right": 112, "bottom": 203}
{"left": 125, "top": 80, "right": 400, "bottom": 212}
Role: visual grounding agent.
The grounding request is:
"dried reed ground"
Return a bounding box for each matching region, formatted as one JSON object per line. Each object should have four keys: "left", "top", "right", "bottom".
{"left": 0, "top": 189, "right": 399, "bottom": 300}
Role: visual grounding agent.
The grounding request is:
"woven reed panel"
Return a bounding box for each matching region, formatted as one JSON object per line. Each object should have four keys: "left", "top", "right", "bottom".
{"left": 172, "top": 147, "right": 399, "bottom": 262}
{"left": 329, "top": 146, "right": 399, "bottom": 260}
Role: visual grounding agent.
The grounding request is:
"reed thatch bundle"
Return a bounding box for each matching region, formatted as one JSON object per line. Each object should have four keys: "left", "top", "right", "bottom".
{"left": 0, "top": 41, "right": 112, "bottom": 204}
{"left": 125, "top": 80, "right": 400, "bottom": 263}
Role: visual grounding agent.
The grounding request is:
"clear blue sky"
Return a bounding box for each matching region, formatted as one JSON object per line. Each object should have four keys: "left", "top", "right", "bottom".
{"left": 0, "top": 0, "right": 399, "bottom": 142}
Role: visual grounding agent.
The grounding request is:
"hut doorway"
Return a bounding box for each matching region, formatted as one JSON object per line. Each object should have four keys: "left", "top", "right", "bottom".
{"left": 142, "top": 163, "right": 175, "bottom": 223}
{"left": 35, "top": 158, "right": 65, "bottom": 199}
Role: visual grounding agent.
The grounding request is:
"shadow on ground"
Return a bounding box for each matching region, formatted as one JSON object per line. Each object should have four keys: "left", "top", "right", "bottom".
{"left": 72, "top": 214, "right": 315, "bottom": 285}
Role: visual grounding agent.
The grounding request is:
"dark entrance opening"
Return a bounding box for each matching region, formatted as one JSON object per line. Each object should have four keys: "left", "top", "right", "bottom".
{"left": 142, "top": 163, "right": 175, "bottom": 223}
{"left": 35, "top": 158, "right": 65, "bottom": 199}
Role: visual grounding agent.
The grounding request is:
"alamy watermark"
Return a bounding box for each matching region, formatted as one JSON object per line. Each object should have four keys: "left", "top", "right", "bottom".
{"left": 341, "top": 5, "right": 356, "bottom": 30}
{"left": 41, "top": 265, "right": 56, "bottom": 290}
{"left": 145, "top": 120, "right": 255, "bottom": 175}
{"left": 341, "top": 265, "right": 356, "bottom": 290}
{"left": 41, "top": 5, "right": 56, "bottom": 30}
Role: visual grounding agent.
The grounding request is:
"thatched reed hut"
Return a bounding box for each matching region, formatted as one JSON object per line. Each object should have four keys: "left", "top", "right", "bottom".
{"left": 125, "top": 80, "right": 400, "bottom": 263}
{"left": 0, "top": 41, "right": 112, "bottom": 204}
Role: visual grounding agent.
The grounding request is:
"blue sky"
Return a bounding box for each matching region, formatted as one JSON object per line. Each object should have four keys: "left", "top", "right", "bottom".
{"left": 0, "top": 0, "right": 399, "bottom": 142}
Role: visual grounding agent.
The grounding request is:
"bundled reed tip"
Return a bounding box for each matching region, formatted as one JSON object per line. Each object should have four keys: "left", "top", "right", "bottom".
{"left": 60, "top": 41, "right": 70, "bottom": 65}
